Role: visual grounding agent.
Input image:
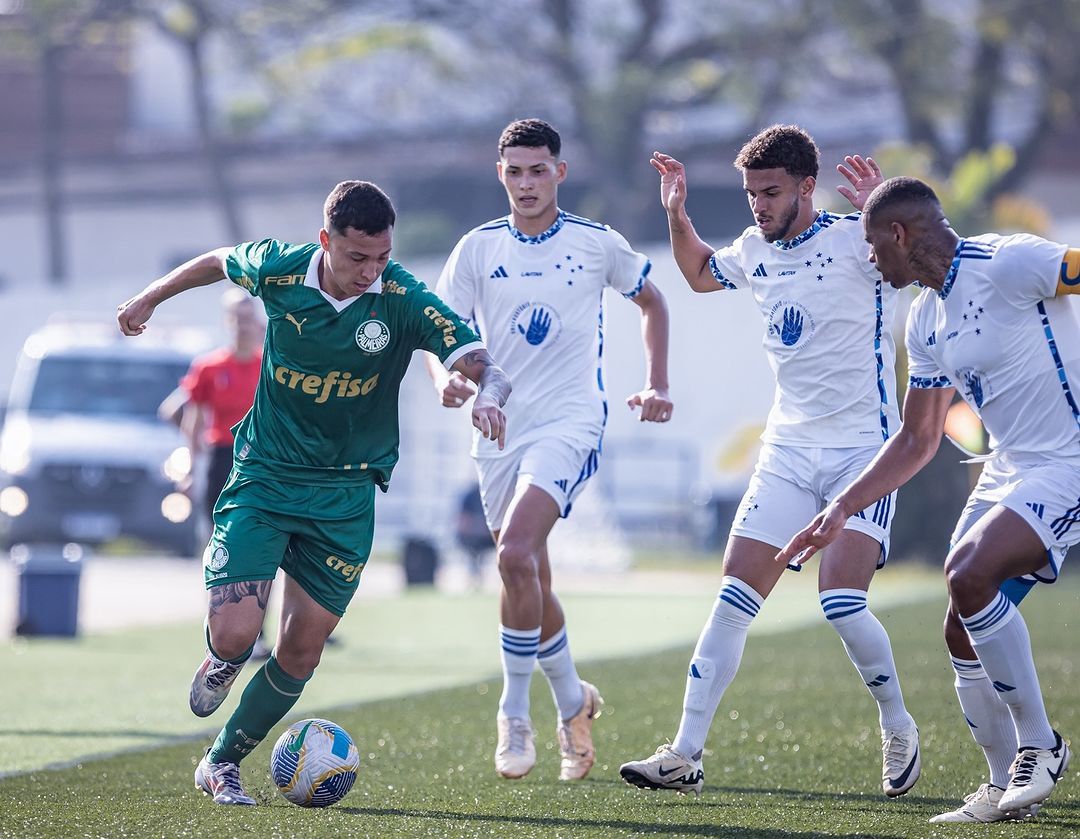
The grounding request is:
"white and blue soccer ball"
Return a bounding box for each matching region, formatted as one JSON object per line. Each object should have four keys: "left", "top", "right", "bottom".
{"left": 270, "top": 718, "right": 359, "bottom": 807}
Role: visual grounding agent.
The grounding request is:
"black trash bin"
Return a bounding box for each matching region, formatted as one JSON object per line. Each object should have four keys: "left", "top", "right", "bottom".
{"left": 13, "top": 543, "right": 84, "bottom": 637}
{"left": 402, "top": 537, "right": 439, "bottom": 586}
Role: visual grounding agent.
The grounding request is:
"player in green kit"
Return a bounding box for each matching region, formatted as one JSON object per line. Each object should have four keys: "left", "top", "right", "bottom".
{"left": 116, "top": 180, "right": 510, "bottom": 806}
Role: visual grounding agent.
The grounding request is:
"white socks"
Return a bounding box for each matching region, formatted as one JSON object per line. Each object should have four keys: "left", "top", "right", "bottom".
{"left": 961, "top": 592, "right": 1055, "bottom": 749}
{"left": 537, "top": 626, "right": 585, "bottom": 720}
{"left": 951, "top": 655, "right": 1017, "bottom": 788}
{"left": 820, "top": 588, "right": 913, "bottom": 731}
{"left": 498, "top": 625, "right": 540, "bottom": 720}
{"left": 672, "top": 576, "right": 762, "bottom": 760}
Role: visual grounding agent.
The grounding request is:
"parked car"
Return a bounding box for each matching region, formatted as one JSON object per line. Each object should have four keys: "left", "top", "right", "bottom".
{"left": 0, "top": 319, "right": 211, "bottom": 555}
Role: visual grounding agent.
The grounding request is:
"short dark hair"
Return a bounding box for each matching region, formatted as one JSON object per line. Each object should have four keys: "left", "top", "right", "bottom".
{"left": 498, "top": 118, "right": 561, "bottom": 158}
{"left": 863, "top": 176, "right": 941, "bottom": 224}
{"left": 323, "top": 181, "right": 396, "bottom": 236}
{"left": 734, "top": 124, "right": 819, "bottom": 181}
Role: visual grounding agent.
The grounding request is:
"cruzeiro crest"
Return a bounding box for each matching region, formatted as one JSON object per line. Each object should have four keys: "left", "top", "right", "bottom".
{"left": 356, "top": 320, "right": 390, "bottom": 353}
{"left": 767, "top": 300, "right": 815, "bottom": 350}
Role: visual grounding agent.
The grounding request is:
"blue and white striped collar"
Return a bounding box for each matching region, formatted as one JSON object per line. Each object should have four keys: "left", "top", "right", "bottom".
{"left": 773, "top": 210, "right": 829, "bottom": 251}
{"left": 939, "top": 240, "right": 964, "bottom": 300}
{"left": 508, "top": 210, "right": 565, "bottom": 244}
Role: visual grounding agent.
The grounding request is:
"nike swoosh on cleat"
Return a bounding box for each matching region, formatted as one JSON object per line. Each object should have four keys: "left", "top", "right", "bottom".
{"left": 657, "top": 766, "right": 682, "bottom": 777}
{"left": 287, "top": 721, "right": 313, "bottom": 754}
{"left": 888, "top": 745, "right": 919, "bottom": 790}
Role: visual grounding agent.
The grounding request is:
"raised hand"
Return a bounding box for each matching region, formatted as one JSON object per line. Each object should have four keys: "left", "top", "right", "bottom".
{"left": 836, "top": 155, "right": 883, "bottom": 211}
{"left": 650, "top": 151, "right": 688, "bottom": 215}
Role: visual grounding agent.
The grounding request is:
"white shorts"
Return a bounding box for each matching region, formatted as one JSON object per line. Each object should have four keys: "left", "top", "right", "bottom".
{"left": 950, "top": 451, "right": 1080, "bottom": 583}
{"left": 730, "top": 443, "right": 896, "bottom": 566}
{"left": 475, "top": 437, "right": 600, "bottom": 533}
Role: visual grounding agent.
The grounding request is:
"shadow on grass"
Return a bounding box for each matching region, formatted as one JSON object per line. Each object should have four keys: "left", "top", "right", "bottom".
{"left": 339, "top": 805, "right": 911, "bottom": 838}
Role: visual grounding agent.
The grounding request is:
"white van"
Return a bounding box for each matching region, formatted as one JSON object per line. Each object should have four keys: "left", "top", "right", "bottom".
{"left": 0, "top": 319, "right": 211, "bottom": 555}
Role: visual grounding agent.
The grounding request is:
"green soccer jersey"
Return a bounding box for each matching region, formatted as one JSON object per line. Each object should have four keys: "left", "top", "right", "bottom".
{"left": 224, "top": 239, "right": 482, "bottom": 488}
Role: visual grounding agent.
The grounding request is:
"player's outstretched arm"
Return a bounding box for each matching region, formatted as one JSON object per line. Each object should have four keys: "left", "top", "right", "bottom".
{"left": 423, "top": 350, "right": 477, "bottom": 408}
{"left": 451, "top": 349, "right": 511, "bottom": 450}
{"left": 775, "top": 385, "right": 955, "bottom": 567}
{"left": 626, "top": 280, "right": 673, "bottom": 423}
{"left": 651, "top": 151, "right": 717, "bottom": 292}
{"left": 117, "top": 248, "right": 232, "bottom": 336}
{"left": 836, "top": 155, "right": 882, "bottom": 212}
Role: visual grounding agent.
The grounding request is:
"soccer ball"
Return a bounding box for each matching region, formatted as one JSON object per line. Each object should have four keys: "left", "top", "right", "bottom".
{"left": 270, "top": 718, "right": 359, "bottom": 807}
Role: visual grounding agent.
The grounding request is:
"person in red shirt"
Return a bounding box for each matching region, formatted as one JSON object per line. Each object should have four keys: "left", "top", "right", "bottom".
{"left": 180, "top": 288, "right": 264, "bottom": 531}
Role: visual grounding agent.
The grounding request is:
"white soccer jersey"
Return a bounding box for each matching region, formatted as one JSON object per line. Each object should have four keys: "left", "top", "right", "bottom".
{"left": 437, "top": 210, "right": 650, "bottom": 456}
{"left": 708, "top": 210, "right": 900, "bottom": 446}
{"left": 906, "top": 233, "right": 1080, "bottom": 456}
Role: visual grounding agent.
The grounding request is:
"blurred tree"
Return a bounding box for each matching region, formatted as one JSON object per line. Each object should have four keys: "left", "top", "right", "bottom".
{"left": 411, "top": 0, "right": 819, "bottom": 237}
{"left": 833, "top": 0, "right": 1080, "bottom": 199}
{"left": 1, "top": 0, "right": 131, "bottom": 285}
{"left": 134, "top": 0, "right": 245, "bottom": 241}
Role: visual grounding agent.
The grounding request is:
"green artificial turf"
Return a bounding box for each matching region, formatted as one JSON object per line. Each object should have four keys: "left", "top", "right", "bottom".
{"left": 2, "top": 568, "right": 1077, "bottom": 837}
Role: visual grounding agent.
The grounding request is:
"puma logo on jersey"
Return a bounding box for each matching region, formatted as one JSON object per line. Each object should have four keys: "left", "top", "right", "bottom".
{"left": 285, "top": 313, "right": 308, "bottom": 335}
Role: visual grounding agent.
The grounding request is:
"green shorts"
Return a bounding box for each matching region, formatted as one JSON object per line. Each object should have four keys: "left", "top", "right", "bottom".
{"left": 202, "top": 471, "right": 376, "bottom": 617}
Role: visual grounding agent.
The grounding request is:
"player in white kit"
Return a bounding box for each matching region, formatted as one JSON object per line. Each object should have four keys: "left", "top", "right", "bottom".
{"left": 427, "top": 119, "right": 673, "bottom": 781}
{"left": 620, "top": 125, "right": 921, "bottom": 798}
{"left": 780, "top": 176, "right": 1078, "bottom": 821}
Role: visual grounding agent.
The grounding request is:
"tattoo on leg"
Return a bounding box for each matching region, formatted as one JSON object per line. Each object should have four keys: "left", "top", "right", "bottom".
{"left": 209, "top": 580, "right": 272, "bottom": 617}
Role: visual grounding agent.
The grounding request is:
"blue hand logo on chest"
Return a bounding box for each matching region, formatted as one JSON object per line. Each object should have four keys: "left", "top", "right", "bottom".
{"left": 780, "top": 307, "right": 803, "bottom": 345}
{"left": 510, "top": 302, "right": 561, "bottom": 347}
{"left": 767, "top": 300, "right": 815, "bottom": 351}
{"left": 519, "top": 308, "right": 552, "bottom": 345}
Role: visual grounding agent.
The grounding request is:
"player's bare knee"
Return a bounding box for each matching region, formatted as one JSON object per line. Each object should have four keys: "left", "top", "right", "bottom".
{"left": 945, "top": 547, "right": 989, "bottom": 612}
{"left": 208, "top": 620, "right": 261, "bottom": 661}
{"left": 273, "top": 643, "right": 321, "bottom": 680}
{"left": 497, "top": 539, "right": 538, "bottom": 585}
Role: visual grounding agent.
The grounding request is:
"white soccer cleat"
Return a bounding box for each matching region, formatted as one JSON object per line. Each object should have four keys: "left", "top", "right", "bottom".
{"left": 189, "top": 653, "right": 246, "bottom": 718}
{"left": 195, "top": 752, "right": 256, "bottom": 806}
{"left": 556, "top": 681, "right": 604, "bottom": 781}
{"left": 881, "top": 723, "right": 921, "bottom": 797}
{"left": 999, "top": 731, "right": 1070, "bottom": 811}
{"left": 619, "top": 744, "right": 704, "bottom": 796}
{"left": 929, "top": 783, "right": 1039, "bottom": 823}
{"left": 495, "top": 716, "right": 536, "bottom": 779}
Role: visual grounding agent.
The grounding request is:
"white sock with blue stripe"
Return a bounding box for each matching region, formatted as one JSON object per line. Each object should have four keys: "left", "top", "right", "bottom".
{"left": 951, "top": 655, "right": 1016, "bottom": 788}
{"left": 499, "top": 625, "right": 540, "bottom": 720}
{"left": 537, "top": 626, "right": 585, "bottom": 720}
{"left": 820, "top": 588, "right": 913, "bottom": 731}
{"left": 672, "top": 576, "right": 762, "bottom": 761}
{"left": 961, "top": 592, "right": 1055, "bottom": 749}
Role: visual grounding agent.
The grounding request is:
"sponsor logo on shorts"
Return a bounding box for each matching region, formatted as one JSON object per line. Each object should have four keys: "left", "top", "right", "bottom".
{"left": 325, "top": 554, "right": 365, "bottom": 584}
{"left": 356, "top": 319, "right": 390, "bottom": 353}
{"left": 206, "top": 544, "right": 230, "bottom": 571}
{"left": 207, "top": 571, "right": 229, "bottom": 581}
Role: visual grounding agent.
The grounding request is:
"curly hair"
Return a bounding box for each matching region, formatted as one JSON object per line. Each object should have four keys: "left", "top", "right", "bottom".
{"left": 323, "top": 181, "right": 396, "bottom": 236}
{"left": 498, "top": 118, "right": 561, "bottom": 158}
{"left": 734, "top": 124, "right": 819, "bottom": 180}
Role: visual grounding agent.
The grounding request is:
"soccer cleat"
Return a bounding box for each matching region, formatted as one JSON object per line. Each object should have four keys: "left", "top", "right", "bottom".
{"left": 189, "top": 653, "right": 246, "bottom": 718}
{"left": 556, "top": 681, "right": 604, "bottom": 781}
{"left": 881, "top": 723, "right": 921, "bottom": 797}
{"left": 619, "top": 744, "right": 704, "bottom": 796}
{"left": 495, "top": 716, "right": 536, "bottom": 779}
{"left": 929, "top": 783, "right": 1039, "bottom": 823}
{"left": 999, "top": 731, "right": 1070, "bottom": 811}
{"left": 195, "top": 752, "right": 256, "bottom": 806}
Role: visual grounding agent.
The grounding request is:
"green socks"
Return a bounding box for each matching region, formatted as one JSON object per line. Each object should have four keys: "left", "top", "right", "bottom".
{"left": 208, "top": 655, "right": 310, "bottom": 764}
